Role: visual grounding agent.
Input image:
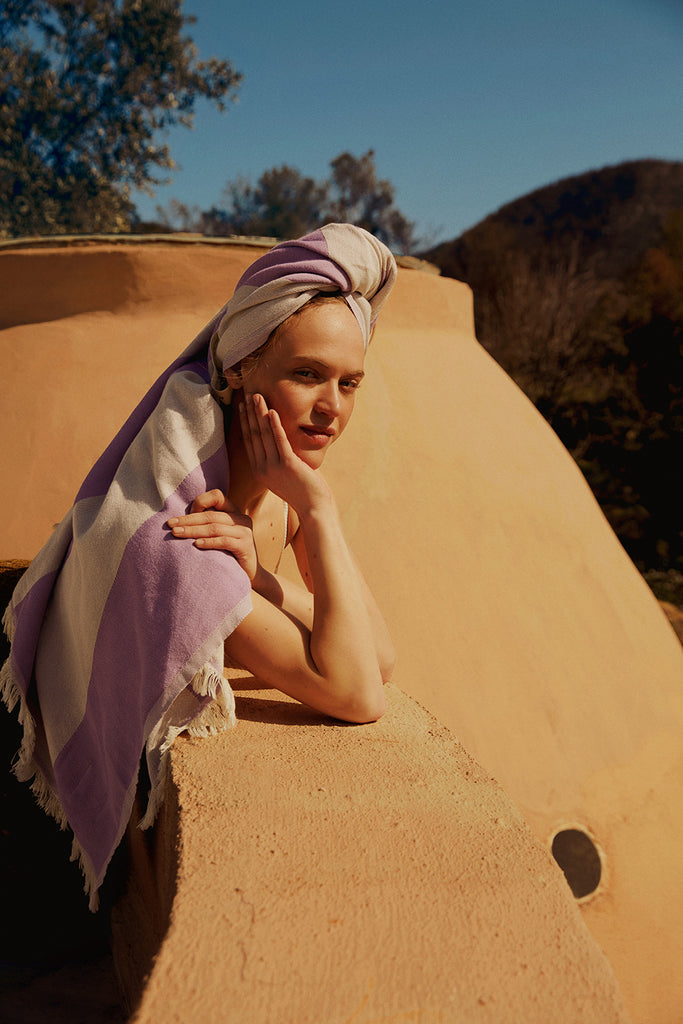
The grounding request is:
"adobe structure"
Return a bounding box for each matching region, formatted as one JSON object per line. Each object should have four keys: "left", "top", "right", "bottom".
{"left": 2, "top": 236, "right": 682, "bottom": 1021}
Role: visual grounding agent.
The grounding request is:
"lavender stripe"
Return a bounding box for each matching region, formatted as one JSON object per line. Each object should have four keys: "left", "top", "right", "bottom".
{"left": 234, "top": 232, "right": 357, "bottom": 293}
{"left": 9, "top": 570, "right": 61, "bottom": 698}
{"left": 234, "top": 231, "right": 328, "bottom": 289}
{"left": 54, "top": 447, "right": 250, "bottom": 873}
{"left": 247, "top": 262, "right": 351, "bottom": 293}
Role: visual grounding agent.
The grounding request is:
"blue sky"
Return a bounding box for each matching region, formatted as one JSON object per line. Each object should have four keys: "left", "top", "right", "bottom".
{"left": 133, "top": 0, "right": 683, "bottom": 246}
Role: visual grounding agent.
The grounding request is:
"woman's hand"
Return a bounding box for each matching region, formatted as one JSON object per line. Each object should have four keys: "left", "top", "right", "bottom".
{"left": 167, "top": 490, "right": 259, "bottom": 580}
{"left": 240, "top": 394, "right": 332, "bottom": 515}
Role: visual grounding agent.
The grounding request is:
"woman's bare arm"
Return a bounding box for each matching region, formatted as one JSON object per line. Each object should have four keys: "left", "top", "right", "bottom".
{"left": 168, "top": 394, "right": 388, "bottom": 722}
{"left": 227, "top": 394, "right": 385, "bottom": 722}
{"left": 168, "top": 503, "right": 394, "bottom": 691}
{"left": 290, "top": 526, "right": 395, "bottom": 683}
{"left": 225, "top": 496, "right": 385, "bottom": 723}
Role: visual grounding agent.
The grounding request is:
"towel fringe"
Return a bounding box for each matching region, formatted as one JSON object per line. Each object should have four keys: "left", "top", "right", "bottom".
{"left": 0, "top": 653, "right": 18, "bottom": 715}
{"left": 189, "top": 662, "right": 224, "bottom": 700}
{"left": 26, "top": 765, "right": 68, "bottom": 829}
{"left": 1, "top": 660, "right": 69, "bottom": 834}
{"left": 187, "top": 664, "right": 237, "bottom": 736}
{"left": 2, "top": 681, "right": 101, "bottom": 911}
{"left": 68, "top": 835, "right": 100, "bottom": 912}
{"left": 138, "top": 664, "right": 236, "bottom": 832}
{"left": 3, "top": 650, "right": 236, "bottom": 907}
{"left": 2, "top": 602, "right": 38, "bottom": 772}
{"left": 1, "top": 656, "right": 39, "bottom": 783}
{"left": 2, "top": 599, "right": 15, "bottom": 643}
{"left": 2, "top": 636, "right": 100, "bottom": 909}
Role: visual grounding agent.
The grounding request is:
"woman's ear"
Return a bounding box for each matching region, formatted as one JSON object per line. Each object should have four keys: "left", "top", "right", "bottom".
{"left": 223, "top": 364, "right": 243, "bottom": 389}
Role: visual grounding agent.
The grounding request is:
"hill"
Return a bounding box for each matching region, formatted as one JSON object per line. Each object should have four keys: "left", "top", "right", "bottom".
{"left": 424, "top": 159, "right": 683, "bottom": 601}
{"left": 427, "top": 158, "right": 683, "bottom": 279}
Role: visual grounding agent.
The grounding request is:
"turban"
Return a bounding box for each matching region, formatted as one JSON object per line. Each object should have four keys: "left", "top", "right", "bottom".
{"left": 209, "top": 223, "right": 397, "bottom": 402}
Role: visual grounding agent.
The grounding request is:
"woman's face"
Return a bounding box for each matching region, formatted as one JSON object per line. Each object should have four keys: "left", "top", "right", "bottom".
{"left": 242, "top": 301, "right": 366, "bottom": 469}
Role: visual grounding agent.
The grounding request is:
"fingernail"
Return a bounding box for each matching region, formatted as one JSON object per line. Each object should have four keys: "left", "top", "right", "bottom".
{"left": 167, "top": 517, "right": 178, "bottom": 526}
{"left": 173, "top": 525, "right": 185, "bottom": 534}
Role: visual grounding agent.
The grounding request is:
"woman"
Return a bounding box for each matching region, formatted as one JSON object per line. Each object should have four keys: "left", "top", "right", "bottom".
{"left": 1, "top": 224, "right": 397, "bottom": 905}
{"left": 170, "top": 293, "right": 394, "bottom": 724}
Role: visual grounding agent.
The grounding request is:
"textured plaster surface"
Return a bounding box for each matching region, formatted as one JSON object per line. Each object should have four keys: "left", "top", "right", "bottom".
{"left": 119, "top": 679, "right": 629, "bottom": 1023}
{"left": 2, "top": 240, "right": 682, "bottom": 1021}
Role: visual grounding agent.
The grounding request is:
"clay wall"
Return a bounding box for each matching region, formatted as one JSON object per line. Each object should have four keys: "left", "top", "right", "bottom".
{"left": 3, "top": 239, "right": 682, "bottom": 1021}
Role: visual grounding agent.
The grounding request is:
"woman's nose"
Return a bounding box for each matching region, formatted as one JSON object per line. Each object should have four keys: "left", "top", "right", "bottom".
{"left": 314, "top": 381, "right": 341, "bottom": 415}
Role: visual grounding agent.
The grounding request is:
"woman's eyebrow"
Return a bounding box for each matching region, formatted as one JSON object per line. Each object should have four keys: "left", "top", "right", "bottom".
{"left": 288, "top": 356, "right": 365, "bottom": 378}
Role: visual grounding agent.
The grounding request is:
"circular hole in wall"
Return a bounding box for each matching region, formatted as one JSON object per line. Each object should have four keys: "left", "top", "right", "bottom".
{"left": 550, "top": 827, "right": 602, "bottom": 900}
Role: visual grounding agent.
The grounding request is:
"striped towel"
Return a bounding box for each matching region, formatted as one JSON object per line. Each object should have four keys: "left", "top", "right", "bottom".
{"left": 1, "top": 342, "right": 252, "bottom": 908}
{"left": 210, "top": 222, "right": 397, "bottom": 402}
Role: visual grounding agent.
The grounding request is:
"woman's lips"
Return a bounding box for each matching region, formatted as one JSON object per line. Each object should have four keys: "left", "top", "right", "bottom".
{"left": 299, "top": 425, "right": 334, "bottom": 447}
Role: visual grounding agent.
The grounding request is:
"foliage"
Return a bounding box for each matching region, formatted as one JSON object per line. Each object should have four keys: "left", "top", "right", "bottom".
{"left": 0, "top": 0, "right": 241, "bottom": 237}
{"left": 459, "top": 222, "right": 620, "bottom": 416}
{"left": 150, "top": 150, "right": 417, "bottom": 252}
{"left": 326, "top": 151, "right": 415, "bottom": 251}
{"left": 199, "top": 165, "right": 330, "bottom": 242}
{"left": 425, "top": 160, "right": 683, "bottom": 582}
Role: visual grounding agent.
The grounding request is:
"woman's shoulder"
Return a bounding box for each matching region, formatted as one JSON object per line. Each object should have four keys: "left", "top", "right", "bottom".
{"left": 286, "top": 504, "right": 300, "bottom": 546}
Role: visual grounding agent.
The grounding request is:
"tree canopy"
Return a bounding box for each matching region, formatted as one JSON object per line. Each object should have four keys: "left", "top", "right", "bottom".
{"left": 150, "top": 150, "right": 417, "bottom": 253}
{"left": 0, "top": 0, "right": 241, "bottom": 237}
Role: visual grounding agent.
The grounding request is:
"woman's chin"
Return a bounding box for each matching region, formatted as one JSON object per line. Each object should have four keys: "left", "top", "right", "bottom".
{"left": 298, "top": 449, "right": 326, "bottom": 470}
{"left": 288, "top": 439, "right": 327, "bottom": 470}
{"left": 286, "top": 429, "right": 334, "bottom": 470}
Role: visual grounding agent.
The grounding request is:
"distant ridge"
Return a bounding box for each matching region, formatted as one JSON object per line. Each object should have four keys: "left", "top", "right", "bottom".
{"left": 423, "top": 158, "right": 683, "bottom": 599}
{"left": 425, "top": 158, "right": 683, "bottom": 281}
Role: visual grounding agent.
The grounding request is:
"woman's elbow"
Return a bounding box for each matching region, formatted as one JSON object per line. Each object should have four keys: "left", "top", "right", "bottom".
{"left": 335, "top": 682, "right": 386, "bottom": 725}
{"left": 344, "top": 701, "right": 385, "bottom": 726}
{"left": 359, "top": 691, "right": 386, "bottom": 724}
{"left": 379, "top": 644, "right": 396, "bottom": 686}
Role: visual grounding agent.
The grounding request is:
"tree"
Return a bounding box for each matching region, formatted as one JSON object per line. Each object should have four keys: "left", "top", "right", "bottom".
{"left": 327, "top": 150, "right": 415, "bottom": 253}
{"left": 0, "top": 0, "right": 241, "bottom": 237}
{"left": 152, "top": 150, "right": 417, "bottom": 252}
{"left": 469, "top": 224, "right": 618, "bottom": 417}
{"left": 200, "top": 165, "right": 330, "bottom": 240}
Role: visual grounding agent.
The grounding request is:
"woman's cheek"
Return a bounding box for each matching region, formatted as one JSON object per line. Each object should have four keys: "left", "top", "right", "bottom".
{"left": 337, "top": 397, "right": 356, "bottom": 435}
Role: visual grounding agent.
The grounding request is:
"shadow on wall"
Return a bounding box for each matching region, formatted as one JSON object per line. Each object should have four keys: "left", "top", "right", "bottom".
{"left": 0, "top": 561, "right": 126, "bottom": 1023}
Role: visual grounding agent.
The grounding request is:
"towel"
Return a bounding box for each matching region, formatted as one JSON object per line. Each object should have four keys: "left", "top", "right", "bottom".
{"left": 1, "top": 223, "right": 397, "bottom": 908}
{"left": 1, "top": 352, "right": 253, "bottom": 907}
{"left": 210, "top": 222, "right": 397, "bottom": 401}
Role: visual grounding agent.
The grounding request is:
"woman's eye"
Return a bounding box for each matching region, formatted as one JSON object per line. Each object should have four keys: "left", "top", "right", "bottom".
{"left": 341, "top": 379, "right": 361, "bottom": 392}
{"left": 294, "top": 369, "right": 316, "bottom": 381}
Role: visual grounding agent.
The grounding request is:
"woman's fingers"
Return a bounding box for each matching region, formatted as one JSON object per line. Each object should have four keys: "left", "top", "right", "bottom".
{"left": 266, "top": 406, "right": 294, "bottom": 460}
{"left": 170, "top": 520, "right": 241, "bottom": 539}
{"left": 245, "top": 391, "right": 270, "bottom": 456}
{"left": 166, "top": 510, "right": 258, "bottom": 578}
{"left": 241, "top": 393, "right": 281, "bottom": 471}
{"left": 238, "top": 398, "right": 260, "bottom": 466}
{"left": 188, "top": 489, "right": 239, "bottom": 515}
{"left": 167, "top": 509, "right": 252, "bottom": 533}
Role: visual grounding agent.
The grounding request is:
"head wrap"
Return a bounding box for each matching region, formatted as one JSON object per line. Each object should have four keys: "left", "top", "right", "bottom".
{"left": 209, "top": 223, "right": 397, "bottom": 402}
